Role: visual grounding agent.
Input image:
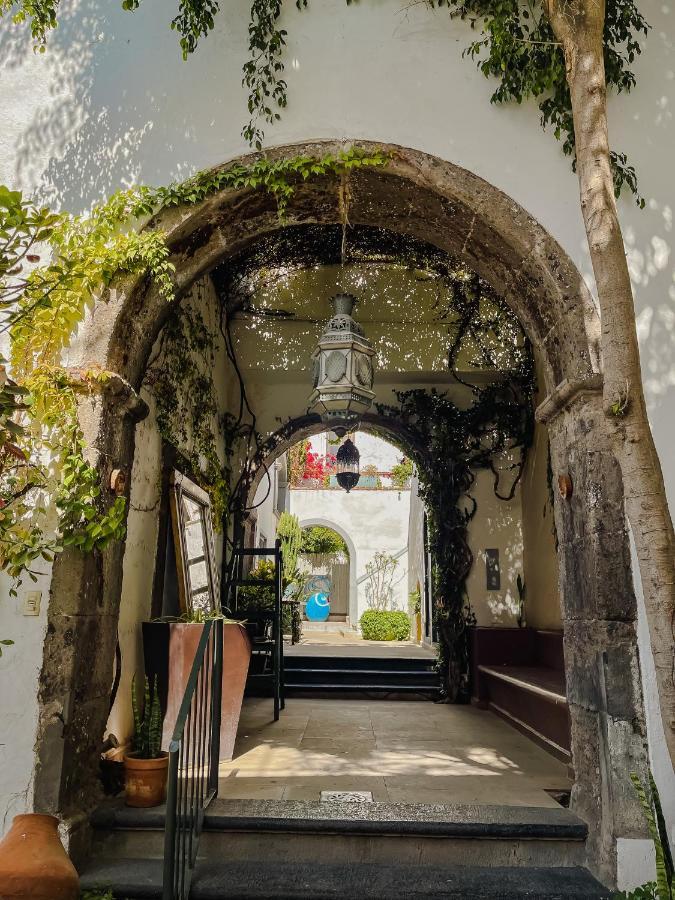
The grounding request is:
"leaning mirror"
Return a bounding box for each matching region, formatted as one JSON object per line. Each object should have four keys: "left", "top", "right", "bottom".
{"left": 169, "top": 472, "right": 220, "bottom": 616}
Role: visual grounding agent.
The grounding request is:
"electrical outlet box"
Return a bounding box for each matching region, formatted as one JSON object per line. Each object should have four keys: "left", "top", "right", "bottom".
{"left": 22, "top": 591, "right": 41, "bottom": 616}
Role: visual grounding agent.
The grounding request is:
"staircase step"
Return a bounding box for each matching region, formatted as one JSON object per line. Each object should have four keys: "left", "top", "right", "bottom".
{"left": 283, "top": 653, "right": 440, "bottom": 696}
{"left": 285, "top": 655, "right": 436, "bottom": 672}
{"left": 79, "top": 858, "right": 610, "bottom": 899}
{"left": 285, "top": 681, "right": 439, "bottom": 694}
{"left": 285, "top": 669, "right": 439, "bottom": 688}
{"left": 89, "top": 799, "right": 588, "bottom": 869}
{"left": 92, "top": 797, "right": 587, "bottom": 839}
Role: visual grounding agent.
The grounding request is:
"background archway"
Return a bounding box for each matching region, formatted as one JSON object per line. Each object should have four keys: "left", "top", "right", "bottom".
{"left": 298, "top": 518, "right": 359, "bottom": 626}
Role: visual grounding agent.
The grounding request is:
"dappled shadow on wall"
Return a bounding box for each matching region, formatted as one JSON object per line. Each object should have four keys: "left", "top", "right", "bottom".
{"left": 0, "top": 0, "right": 250, "bottom": 210}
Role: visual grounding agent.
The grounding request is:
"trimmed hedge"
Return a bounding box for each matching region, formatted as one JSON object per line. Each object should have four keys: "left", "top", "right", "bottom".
{"left": 359, "top": 610, "right": 411, "bottom": 641}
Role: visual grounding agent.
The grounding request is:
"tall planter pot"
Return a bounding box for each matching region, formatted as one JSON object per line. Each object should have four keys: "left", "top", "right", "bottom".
{"left": 143, "top": 621, "right": 251, "bottom": 760}
{"left": 0, "top": 814, "right": 79, "bottom": 899}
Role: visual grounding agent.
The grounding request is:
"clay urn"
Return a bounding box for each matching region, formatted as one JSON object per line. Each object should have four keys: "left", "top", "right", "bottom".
{"left": 0, "top": 814, "right": 79, "bottom": 899}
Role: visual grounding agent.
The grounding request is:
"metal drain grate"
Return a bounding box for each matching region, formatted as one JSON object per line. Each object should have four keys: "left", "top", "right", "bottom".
{"left": 320, "top": 790, "right": 373, "bottom": 803}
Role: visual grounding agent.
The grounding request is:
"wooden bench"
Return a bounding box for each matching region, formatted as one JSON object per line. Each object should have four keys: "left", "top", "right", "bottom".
{"left": 470, "top": 627, "right": 571, "bottom": 764}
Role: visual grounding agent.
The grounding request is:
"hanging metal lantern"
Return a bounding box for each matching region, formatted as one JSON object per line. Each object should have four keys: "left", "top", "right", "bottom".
{"left": 335, "top": 438, "right": 360, "bottom": 493}
{"left": 310, "top": 293, "right": 375, "bottom": 434}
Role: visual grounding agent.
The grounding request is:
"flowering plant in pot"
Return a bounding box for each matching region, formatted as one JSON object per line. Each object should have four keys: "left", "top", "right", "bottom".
{"left": 124, "top": 675, "right": 168, "bottom": 807}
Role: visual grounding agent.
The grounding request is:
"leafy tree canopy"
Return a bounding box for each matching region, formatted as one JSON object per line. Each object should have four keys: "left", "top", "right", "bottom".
{"left": 301, "top": 525, "right": 348, "bottom": 556}
{"left": 391, "top": 457, "right": 413, "bottom": 489}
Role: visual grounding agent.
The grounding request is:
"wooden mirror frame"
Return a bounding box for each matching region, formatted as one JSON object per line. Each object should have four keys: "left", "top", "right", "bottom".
{"left": 169, "top": 471, "right": 220, "bottom": 616}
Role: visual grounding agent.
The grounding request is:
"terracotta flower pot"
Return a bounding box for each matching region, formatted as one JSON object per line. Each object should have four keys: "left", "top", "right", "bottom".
{"left": 0, "top": 813, "right": 79, "bottom": 899}
{"left": 143, "top": 621, "right": 251, "bottom": 761}
{"left": 124, "top": 752, "right": 169, "bottom": 808}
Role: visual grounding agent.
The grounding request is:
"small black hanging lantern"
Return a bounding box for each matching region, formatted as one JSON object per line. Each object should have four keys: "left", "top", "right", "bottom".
{"left": 335, "top": 438, "right": 360, "bottom": 493}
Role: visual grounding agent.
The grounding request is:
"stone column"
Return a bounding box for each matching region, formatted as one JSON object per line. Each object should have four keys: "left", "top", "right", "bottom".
{"left": 33, "top": 378, "right": 147, "bottom": 861}
{"left": 541, "top": 386, "right": 650, "bottom": 885}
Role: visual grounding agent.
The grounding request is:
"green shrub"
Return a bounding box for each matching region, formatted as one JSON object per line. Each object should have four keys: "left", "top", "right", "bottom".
{"left": 301, "top": 526, "right": 348, "bottom": 555}
{"left": 359, "top": 610, "right": 410, "bottom": 641}
{"left": 237, "top": 559, "right": 298, "bottom": 636}
{"left": 614, "top": 885, "right": 658, "bottom": 900}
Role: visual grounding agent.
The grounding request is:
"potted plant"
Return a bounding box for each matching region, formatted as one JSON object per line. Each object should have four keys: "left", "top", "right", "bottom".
{"left": 143, "top": 611, "right": 251, "bottom": 761}
{"left": 124, "top": 675, "right": 168, "bottom": 808}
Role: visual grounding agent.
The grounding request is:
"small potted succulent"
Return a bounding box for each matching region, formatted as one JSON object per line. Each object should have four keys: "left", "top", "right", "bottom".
{"left": 124, "top": 675, "right": 168, "bottom": 808}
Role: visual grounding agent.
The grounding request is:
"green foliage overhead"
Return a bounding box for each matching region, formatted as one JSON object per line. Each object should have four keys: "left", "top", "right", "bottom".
{"left": 359, "top": 609, "right": 410, "bottom": 641}
{"left": 431, "top": 0, "right": 648, "bottom": 203}
{"left": 1, "top": 188, "right": 133, "bottom": 592}
{"left": 2, "top": 0, "right": 648, "bottom": 198}
{"left": 0, "top": 0, "right": 57, "bottom": 50}
{"left": 391, "top": 457, "right": 413, "bottom": 489}
{"left": 0, "top": 148, "right": 388, "bottom": 591}
{"left": 301, "top": 525, "right": 348, "bottom": 556}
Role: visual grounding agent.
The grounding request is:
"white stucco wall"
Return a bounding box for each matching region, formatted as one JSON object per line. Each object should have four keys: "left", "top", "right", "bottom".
{"left": 106, "top": 277, "right": 231, "bottom": 747}
{"left": 250, "top": 458, "right": 283, "bottom": 550}
{"left": 406, "top": 469, "right": 526, "bottom": 629}
{"left": 290, "top": 488, "right": 410, "bottom": 623}
{"left": 0, "top": 569, "right": 50, "bottom": 832}
{"left": 0, "top": 0, "right": 673, "bottom": 844}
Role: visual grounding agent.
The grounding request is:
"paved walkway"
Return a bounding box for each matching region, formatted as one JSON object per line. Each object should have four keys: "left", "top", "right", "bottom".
{"left": 285, "top": 629, "right": 436, "bottom": 659}
{"left": 219, "top": 697, "right": 570, "bottom": 808}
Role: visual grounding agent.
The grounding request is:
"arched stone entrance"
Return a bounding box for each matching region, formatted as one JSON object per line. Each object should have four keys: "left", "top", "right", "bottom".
{"left": 297, "top": 517, "right": 358, "bottom": 626}
{"left": 36, "top": 141, "right": 646, "bottom": 882}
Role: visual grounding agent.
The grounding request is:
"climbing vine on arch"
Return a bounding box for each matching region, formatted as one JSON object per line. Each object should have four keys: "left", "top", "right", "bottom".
{"left": 376, "top": 367, "right": 534, "bottom": 700}
{"left": 236, "top": 242, "right": 536, "bottom": 700}
{"left": 0, "top": 149, "right": 389, "bottom": 591}
{"left": 3, "top": 0, "right": 648, "bottom": 197}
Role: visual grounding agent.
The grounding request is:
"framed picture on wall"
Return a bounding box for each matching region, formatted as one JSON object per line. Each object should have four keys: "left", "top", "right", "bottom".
{"left": 169, "top": 471, "right": 220, "bottom": 616}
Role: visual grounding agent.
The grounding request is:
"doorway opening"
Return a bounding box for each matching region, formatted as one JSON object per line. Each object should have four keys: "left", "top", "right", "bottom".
{"left": 216, "top": 224, "right": 571, "bottom": 810}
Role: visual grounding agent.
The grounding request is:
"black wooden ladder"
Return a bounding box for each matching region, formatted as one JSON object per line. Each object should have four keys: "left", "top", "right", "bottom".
{"left": 230, "top": 539, "right": 285, "bottom": 721}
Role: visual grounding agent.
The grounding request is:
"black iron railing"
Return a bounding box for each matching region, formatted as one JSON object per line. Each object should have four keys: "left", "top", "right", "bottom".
{"left": 231, "top": 539, "right": 285, "bottom": 720}
{"left": 163, "top": 617, "right": 223, "bottom": 900}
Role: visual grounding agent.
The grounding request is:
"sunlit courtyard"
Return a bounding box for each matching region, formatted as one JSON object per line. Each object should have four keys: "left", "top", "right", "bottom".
{"left": 219, "top": 697, "right": 570, "bottom": 807}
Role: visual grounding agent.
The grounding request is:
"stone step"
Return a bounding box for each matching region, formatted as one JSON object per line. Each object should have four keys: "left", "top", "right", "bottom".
{"left": 90, "top": 799, "right": 589, "bottom": 870}
{"left": 79, "top": 858, "right": 611, "bottom": 899}
{"left": 284, "top": 653, "right": 440, "bottom": 696}
{"left": 284, "top": 655, "right": 437, "bottom": 672}
{"left": 284, "top": 681, "right": 439, "bottom": 696}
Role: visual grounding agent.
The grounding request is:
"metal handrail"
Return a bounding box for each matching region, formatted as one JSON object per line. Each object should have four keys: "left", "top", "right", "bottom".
{"left": 231, "top": 539, "right": 285, "bottom": 721}
{"left": 163, "top": 617, "right": 223, "bottom": 900}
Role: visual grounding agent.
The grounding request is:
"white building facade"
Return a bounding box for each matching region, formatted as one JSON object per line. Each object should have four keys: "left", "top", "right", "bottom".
{"left": 0, "top": 1, "right": 672, "bottom": 883}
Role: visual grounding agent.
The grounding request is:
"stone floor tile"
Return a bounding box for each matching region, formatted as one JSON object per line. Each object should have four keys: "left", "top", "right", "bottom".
{"left": 217, "top": 777, "right": 286, "bottom": 800}
{"left": 282, "top": 776, "right": 389, "bottom": 802}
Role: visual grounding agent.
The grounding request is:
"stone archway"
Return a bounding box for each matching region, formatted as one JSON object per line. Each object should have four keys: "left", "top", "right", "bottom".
{"left": 36, "top": 140, "right": 647, "bottom": 882}
{"left": 297, "top": 517, "right": 359, "bottom": 627}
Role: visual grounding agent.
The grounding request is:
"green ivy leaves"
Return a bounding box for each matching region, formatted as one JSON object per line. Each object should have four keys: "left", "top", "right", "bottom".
{"left": 1, "top": 149, "right": 388, "bottom": 593}
{"left": 1, "top": 0, "right": 649, "bottom": 201}
{"left": 431, "top": 0, "right": 648, "bottom": 203}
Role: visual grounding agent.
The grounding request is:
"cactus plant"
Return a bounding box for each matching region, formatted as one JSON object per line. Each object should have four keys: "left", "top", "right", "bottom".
{"left": 131, "top": 675, "right": 163, "bottom": 759}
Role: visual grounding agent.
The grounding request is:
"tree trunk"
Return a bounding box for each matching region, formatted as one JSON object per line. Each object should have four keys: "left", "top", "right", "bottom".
{"left": 546, "top": 0, "right": 675, "bottom": 768}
